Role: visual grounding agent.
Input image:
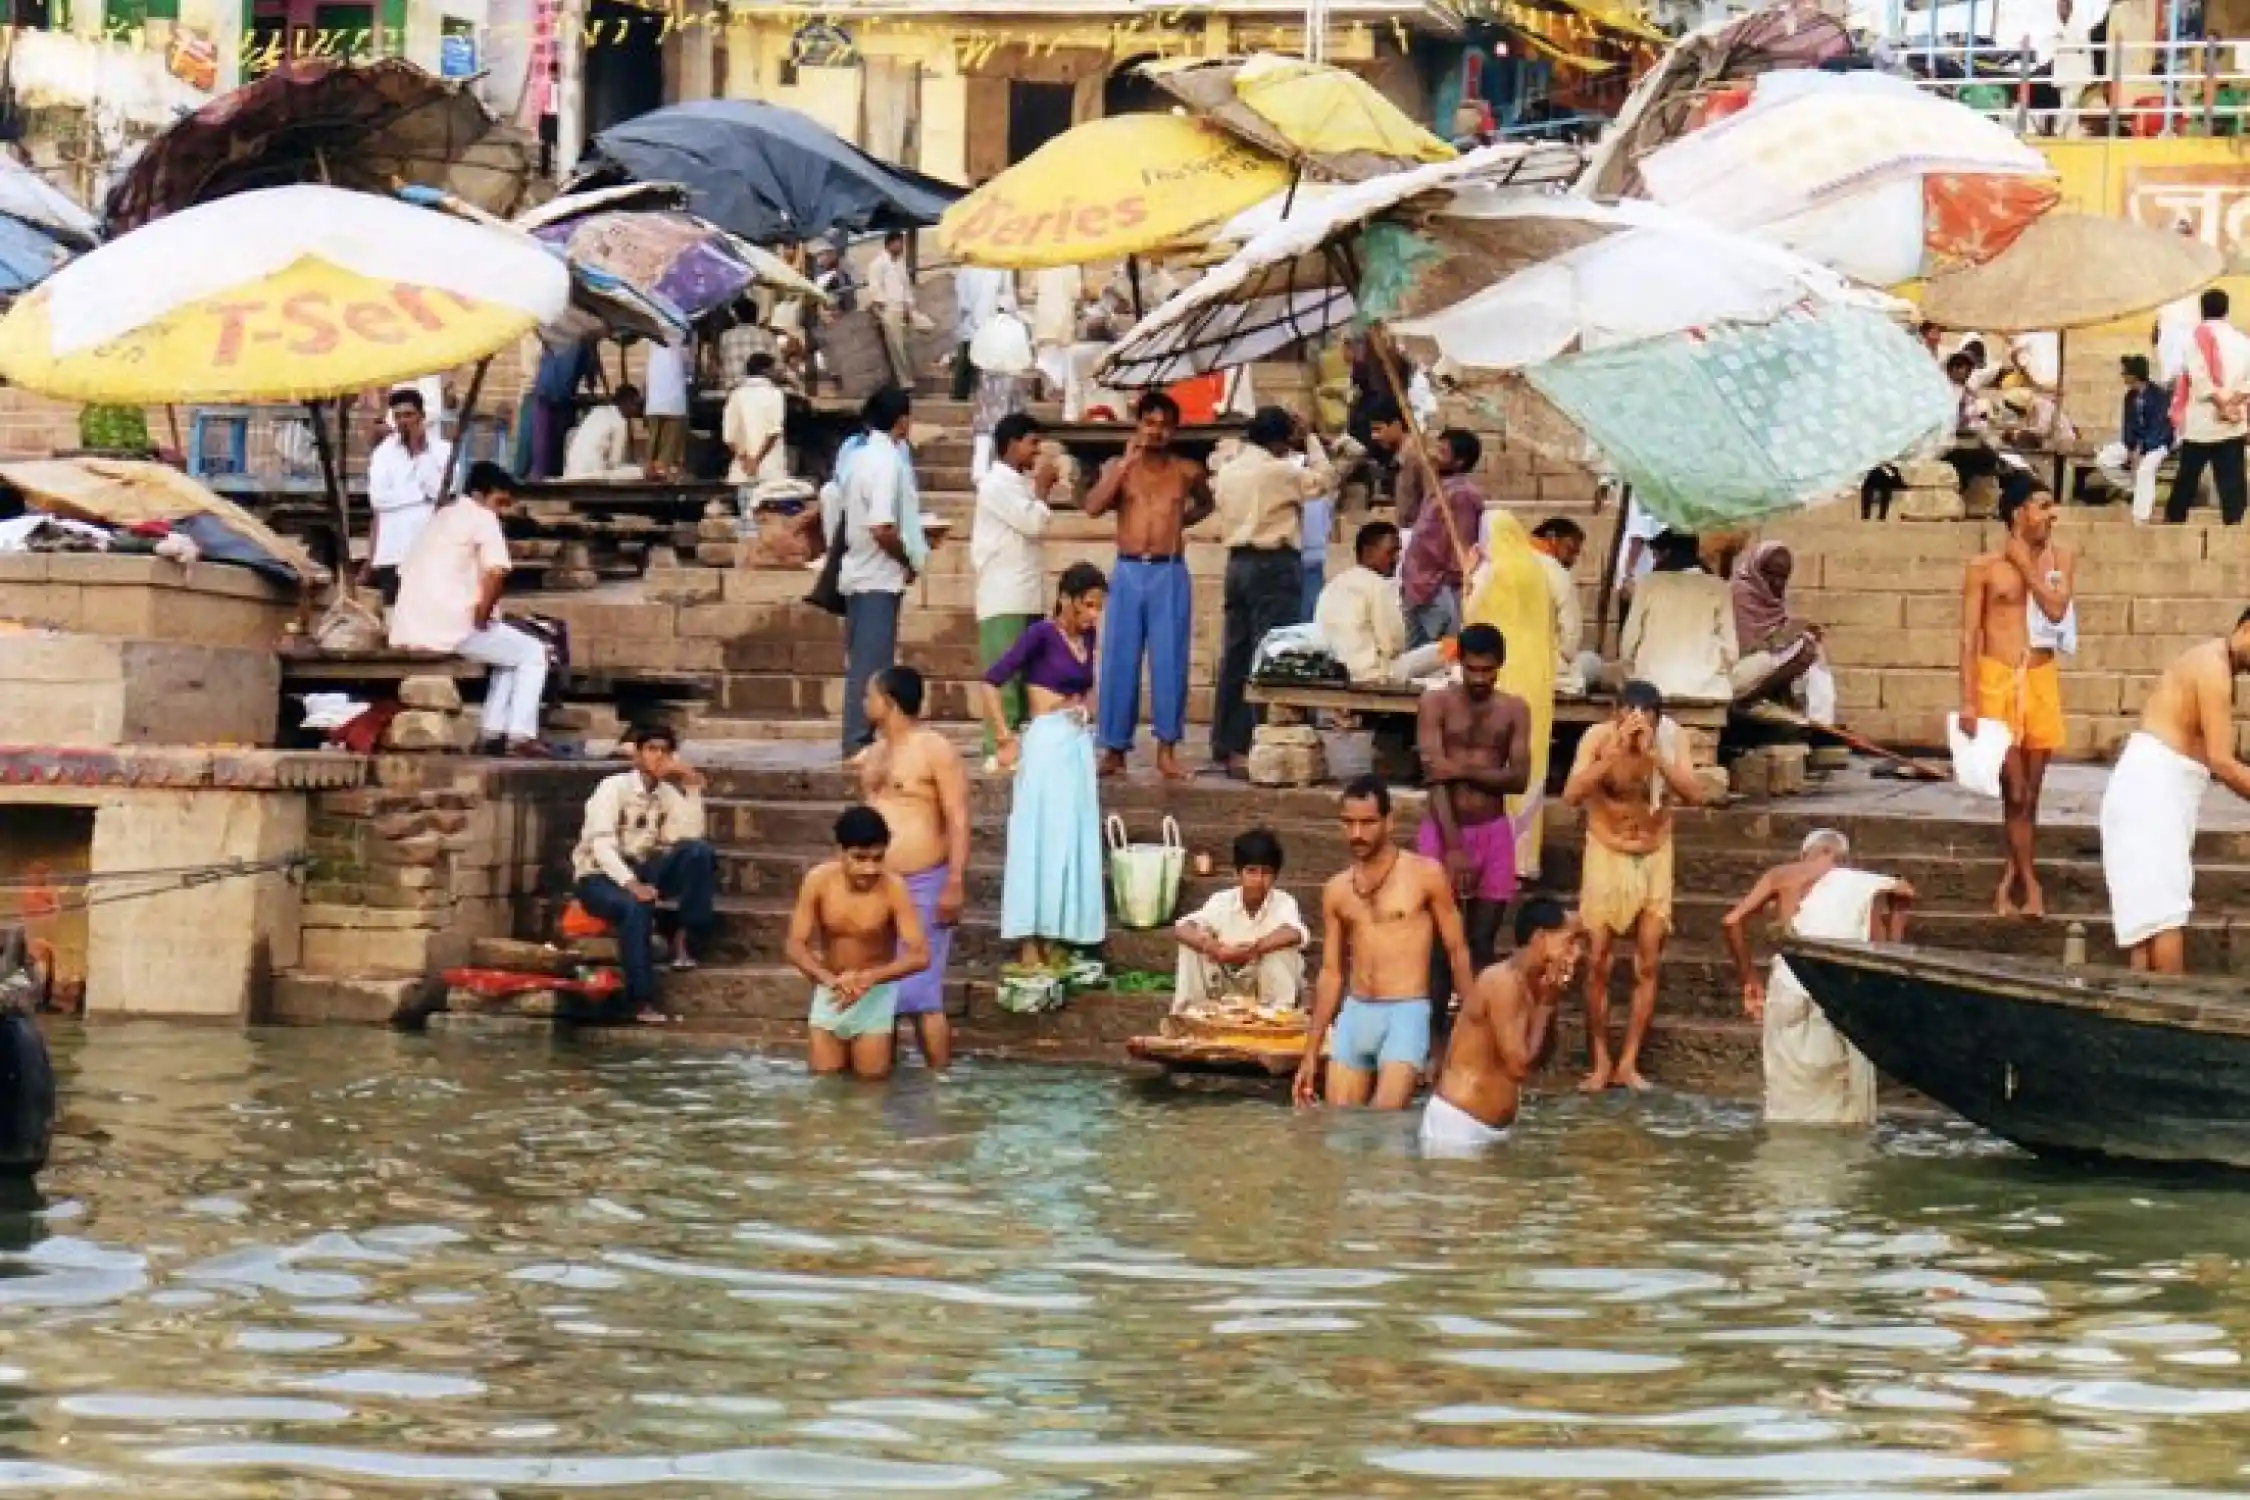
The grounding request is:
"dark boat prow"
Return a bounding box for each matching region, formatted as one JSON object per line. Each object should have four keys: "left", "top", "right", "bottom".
{"left": 1781, "top": 938, "right": 2250, "bottom": 1172}
{"left": 0, "top": 928, "right": 54, "bottom": 1178}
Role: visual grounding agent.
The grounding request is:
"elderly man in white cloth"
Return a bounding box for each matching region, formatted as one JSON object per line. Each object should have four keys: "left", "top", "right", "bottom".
{"left": 1722, "top": 830, "right": 1915, "bottom": 1127}
{"left": 2100, "top": 615, "right": 2250, "bottom": 973}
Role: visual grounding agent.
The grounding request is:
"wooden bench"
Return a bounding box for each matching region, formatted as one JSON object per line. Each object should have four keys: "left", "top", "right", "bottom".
{"left": 1245, "top": 679, "right": 1729, "bottom": 770}
{"left": 279, "top": 647, "right": 484, "bottom": 689}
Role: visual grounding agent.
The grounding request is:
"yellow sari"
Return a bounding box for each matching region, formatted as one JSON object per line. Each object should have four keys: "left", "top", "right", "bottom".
{"left": 1465, "top": 510, "right": 1555, "bottom": 878}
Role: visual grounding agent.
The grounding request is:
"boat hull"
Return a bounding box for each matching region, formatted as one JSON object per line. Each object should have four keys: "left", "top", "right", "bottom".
{"left": 1781, "top": 940, "right": 2250, "bottom": 1170}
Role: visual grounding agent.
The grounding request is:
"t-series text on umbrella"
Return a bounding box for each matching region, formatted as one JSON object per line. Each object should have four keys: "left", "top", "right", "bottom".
{"left": 195, "top": 286, "right": 484, "bottom": 366}
{"left": 950, "top": 194, "right": 1154, "bottom": 251}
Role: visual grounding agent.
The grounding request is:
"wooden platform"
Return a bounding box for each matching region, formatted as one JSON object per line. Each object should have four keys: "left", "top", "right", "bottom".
{"left": 1245, "top": 680, "right": 1730, "bottom": 768}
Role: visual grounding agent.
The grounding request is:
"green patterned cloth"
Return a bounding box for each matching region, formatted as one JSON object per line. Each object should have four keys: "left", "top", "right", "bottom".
{"left": 78, "top": 405, "right": 149, "bottom": 454}
{"left": 1525, "top": 305, "right": 1953, "bottom": 533}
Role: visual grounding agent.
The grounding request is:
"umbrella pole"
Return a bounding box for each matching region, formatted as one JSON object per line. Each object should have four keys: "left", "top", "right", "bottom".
{"left": 437, "top": 357, "right": 494, "bottom": 505}
{"left": 1594, "top": 480, "right": 1632, "bottom": 656}
{"left": 306, "top": 399, "right": 351, "bottom": 599}
{"left": 1128, "top": 254, "right": 1145, "bottom": 320}
{"left": 1367, "top": 324, "right": 1471, "bottom": 581}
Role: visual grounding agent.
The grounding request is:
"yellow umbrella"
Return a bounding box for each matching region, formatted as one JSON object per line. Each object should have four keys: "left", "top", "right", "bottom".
{"left": 939, "top": 114, "right": 1293, "bottom": 270}
{"left": 0, "top": 183, "right": 570, "bottom": 403}
{"left": 1143, "top": 55, "right": 1456, "bottom": 182}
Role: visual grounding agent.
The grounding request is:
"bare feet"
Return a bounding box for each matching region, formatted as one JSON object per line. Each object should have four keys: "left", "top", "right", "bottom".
{"left": 1614, "top": 1065, "right": 1653, "bottom": 1092}
{"left": 1578, "top": 1064, "right": 1612, "bottom": 1093}
{"left": 1097, "top": 750, "right": 1128, "bottom": 779}
{"left": 1992, "top": 870, "right": 2018, "bottom": 918}
{"left": 1155, "top": 745, "right": 1191, "bottom": 782}
{"left": 2018, "top": 878, "right": 2046, "bottom": 920}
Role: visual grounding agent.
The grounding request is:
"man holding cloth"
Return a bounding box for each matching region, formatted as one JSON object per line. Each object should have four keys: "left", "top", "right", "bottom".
{"left": 365, "top": 386, "right": 451, "bottom": 604}
{"left": 1210, "top": 406, "right": 1336, "bottom": 775}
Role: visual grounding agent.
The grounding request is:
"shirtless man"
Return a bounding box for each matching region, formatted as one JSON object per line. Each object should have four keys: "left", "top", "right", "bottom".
{"left": 1959, "top": 474, "right": 2077, "bottom": 918}
{"left": 2100, "top": 615, "right": 2250, "bottom": 972}
{"left": 1419, "top": 898, "right": 1581, "bottom": 1155}
{"left": 1562, "top": 679, "right": 1706, "bottom": 1092}
{"left": 1084, "top": 390, "right": 1214, "bottom": 780}
{"left": 1416, "top": 622, "right": 1531, "bottom": 1017}
{"left": 860, "top": 665, "right": 970, "bottom": 1069}
{"left": 1293, "top": 774, "right": 1475, "bottom": 1112}
{"left": 785, "top": 805, "right": 929, "bottom": 1080}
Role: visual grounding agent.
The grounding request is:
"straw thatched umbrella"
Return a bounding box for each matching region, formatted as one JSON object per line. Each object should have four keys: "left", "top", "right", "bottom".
{"left": 1921, "top": 212, "right": 2223, "bottom": 333}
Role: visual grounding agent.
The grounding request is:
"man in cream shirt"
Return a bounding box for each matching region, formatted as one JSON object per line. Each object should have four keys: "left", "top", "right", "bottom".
{"left": 723, "top": 352, "right": 790, "bottom": 485}
{"left": 564, "top": 384, "right": 643, "bottom": 480}
{"left": 571, "top": 723, "right": 715, "bottom": 1024}
{"left": 1620, "top": 529, "right": 1738, "bottom": 702}
{"left": 1315, "top": 520, "right": 1445, "bottom": 687}
{"left": 970, "top": 411, "right": 1060, "bottom": 758}
{"left": 1211, "top": 407, "right": 1338, "bottom": 772}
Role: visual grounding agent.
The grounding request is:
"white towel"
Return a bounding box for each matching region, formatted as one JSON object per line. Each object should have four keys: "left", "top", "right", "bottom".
{"left": 1763, "top": 867, "right": 1897, "bottom": 1127}
{"left": 1947, "top": 713, "right": 2012, "bottom": 799}
{"left": 2100, "top": 732, "right": 2210, "bottom": 949}
{"left": 2027, "top": 596, "right": 2078, "bottom": 657}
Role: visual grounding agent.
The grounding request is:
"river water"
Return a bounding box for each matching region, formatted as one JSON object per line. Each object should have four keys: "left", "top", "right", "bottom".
{"left": 12, "top": 1025, "right": 2250, "bottom": 1495}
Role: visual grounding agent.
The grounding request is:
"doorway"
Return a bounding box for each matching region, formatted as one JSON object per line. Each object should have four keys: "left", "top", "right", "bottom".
{"left": 1006, "top": 80, "right": 1073, "bottom": 163}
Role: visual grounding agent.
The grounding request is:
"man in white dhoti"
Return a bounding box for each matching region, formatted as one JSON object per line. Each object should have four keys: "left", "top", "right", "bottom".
{"left": 1721, "top": 830, "right": 1915, "bottom": 1127}
{"left": 2100, "top": 620, "right": 2250, "bottom": 972}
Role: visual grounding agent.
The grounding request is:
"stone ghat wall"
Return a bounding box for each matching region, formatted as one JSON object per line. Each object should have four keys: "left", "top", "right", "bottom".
{"left": 275, "top": 758, "right": 604, "bottom": 1025}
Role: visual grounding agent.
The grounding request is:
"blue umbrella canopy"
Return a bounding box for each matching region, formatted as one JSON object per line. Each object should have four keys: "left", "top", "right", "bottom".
{"left": 573, "top": 100, "right": 962, "bottom": 244}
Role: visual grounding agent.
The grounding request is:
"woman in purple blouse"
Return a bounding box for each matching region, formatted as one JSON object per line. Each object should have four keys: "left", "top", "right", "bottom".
{"left": 980, "top": 561, "right": 1107, "bottom": 963}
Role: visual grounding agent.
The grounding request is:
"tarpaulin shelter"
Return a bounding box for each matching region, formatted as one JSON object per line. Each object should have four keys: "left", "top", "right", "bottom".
{"left": 103, "top": 57, "right": 542, "bottom": 234}
{"left": 572, "top": 100, "right": 963, "bottom": 245}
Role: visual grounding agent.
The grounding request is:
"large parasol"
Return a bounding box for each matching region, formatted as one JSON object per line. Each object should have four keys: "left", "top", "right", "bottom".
{"left": 0, "top": 185, "right": 570, "bottom": 583}
{"left": 573, "top": 100, "right": 962, "bottom": 245}
{"left": 103, "top": 57, "right": 541, "bottom": 234}
{"left": 1140, "top": 53, "right": 1458, "bottom": 182}
{"left": 1919, "top": 212, "right": 2224, "bottom": 332}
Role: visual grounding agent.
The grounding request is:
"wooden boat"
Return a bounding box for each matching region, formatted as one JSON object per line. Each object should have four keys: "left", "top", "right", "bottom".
{"left": 1127, "top": 1008, "right": 1308, "bottom": 1079}
{"left": 1781, "top": 938, "right": 2250, "bottom": 1170}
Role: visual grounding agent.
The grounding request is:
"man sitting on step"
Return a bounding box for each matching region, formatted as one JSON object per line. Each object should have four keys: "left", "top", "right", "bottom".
{"left": 570, "top": 723, "right": 716, "bottom": 1024}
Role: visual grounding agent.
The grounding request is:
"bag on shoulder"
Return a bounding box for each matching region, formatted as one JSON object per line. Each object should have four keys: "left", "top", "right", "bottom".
{"left": 804, "top": 481, "right": 848, "bottom": 617}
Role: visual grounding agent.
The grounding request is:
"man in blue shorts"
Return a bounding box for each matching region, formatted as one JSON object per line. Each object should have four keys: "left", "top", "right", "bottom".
{"left": 1294, "top": 774, "right": 1475, "bottom": 1111}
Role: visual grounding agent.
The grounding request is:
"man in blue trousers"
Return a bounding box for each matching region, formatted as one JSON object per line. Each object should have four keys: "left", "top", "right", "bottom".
{"left": 1084, "top": 391, "right": 1213, "bottom": 781}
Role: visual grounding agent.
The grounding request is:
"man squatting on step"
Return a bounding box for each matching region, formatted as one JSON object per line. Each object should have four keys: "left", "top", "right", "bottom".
{"left": 1294, "top": 775, "right": 1474, "bottom": 1113}
{"left": 860, "top": 665, "right": 971, "bottom": 1069}
{"left": 1419, "top": 898, "right": 1581, "bottom": 1155}
{"left": 570, "top": 724, "right": 717, "bottom": 1024}
{"left": 787, "top": 805, "right": 929, "bottom": 1081}
{"left": 2101, "top": 615, "right": 2250, "bottom": 973}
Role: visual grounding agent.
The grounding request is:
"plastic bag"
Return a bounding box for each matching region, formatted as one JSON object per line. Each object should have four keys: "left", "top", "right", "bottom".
{"left": 311, "top": 592, "right": 386, "bottom": 652}
{"left": 1947, "top": 713, "right": 2012, "bottom": 799}
{"left": 1106, "top": 815, "right": 1183, "bottom": 931}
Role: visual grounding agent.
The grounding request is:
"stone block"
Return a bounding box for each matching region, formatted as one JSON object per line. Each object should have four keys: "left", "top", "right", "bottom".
{"left": 677, "top": 603, "right": 763, "bottom": 639}
{"left": 1794, "top": 590, "right": 1904, "bottom": 629}
{"left": 468, "top": 937, "right": 581, "bottom": 976}
{"left": 0, "top": 635, "right": 279, "bottom": 747}
{"left": 399, "top": 676, "right": 465, "bottom": 712}
{"left": 300, "top": 923, "right": 464, "bottom": 977}
{"left": 384, "top": 711, "right": 456, "bottom": 751}
{"left": 267, "top": 974, "right": 425, "bottom": 1026}
{"left": 643, "top": 568, "right": 724, "bottom": 605}
{"left": 696, "top": 543, "right": 740, "bottom": 568}
{"left": 2131, "top": 597, "right": 2239, "bottom": 635}
{"left": 1822, "top": 629, "right": 1953, "bottom": 670}
{"left": 300, "top": 902, "right": 444, "bottom": 930}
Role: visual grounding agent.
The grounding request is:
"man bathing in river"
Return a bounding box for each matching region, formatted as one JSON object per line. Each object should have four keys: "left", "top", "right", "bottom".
{"left": 785, "top": 806, "right": 929, "bottom": 1081}
{"left": 860, "top": 666, "right": 970, "bottom": 1069}
{"left": 1419, "top": 898, "right": 1581, "bottom": 1155}
{"left": 1294, "top": 775, "right": 1474, "bottom": 1112}
{"left": 1083, "top": 391, "right": 1214, "bottom": 781}
{"left": 1959, "top": 473, "right": 2077, "bottom": 918}
{"left": 2101, "top": 615, "right": 2250, "bottom": 972}
{"left": 1416, "top": 622, "right": 1531, "bottom": 1026}
{"left": 1563, "top": 679, "right": 1706, "bottom": 1092}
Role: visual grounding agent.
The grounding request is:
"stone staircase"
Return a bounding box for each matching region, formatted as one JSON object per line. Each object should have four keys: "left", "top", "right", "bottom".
{"left": 554, "top": 753, "right": 2250, "bottom": 1092}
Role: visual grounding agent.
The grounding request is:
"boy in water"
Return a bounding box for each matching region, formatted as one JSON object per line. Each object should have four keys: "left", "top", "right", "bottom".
{"left": 784, "top": 805, "right": 929, "bottom": 1080}
{"left": 1420, "top": 898, "right": 1582, "bottom": 1155}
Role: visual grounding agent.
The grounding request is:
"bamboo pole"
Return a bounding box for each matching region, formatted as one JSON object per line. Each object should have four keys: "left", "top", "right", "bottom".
{"left": 306, "top": 399, "right": 350, "bottom": 597}
{"left": 435, "top": 357, "right": 493, "bottom": 504}
{"left": 1365, "top": 324, "right": 1471, "bottom": 581}
{"left": 1593, "top": 480, "right": 1632, "bottom": 655}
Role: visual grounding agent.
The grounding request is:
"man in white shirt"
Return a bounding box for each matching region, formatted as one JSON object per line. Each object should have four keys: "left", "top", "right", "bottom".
{"left": 563, "top": 384, "right": 643, "bottom": 480}
{"left": 951, "top": 263, "right": 1015, "bottom": 401}
{"left": 2166, "top": 288, "right": 2250, "bottom": 525}
{"left": 642, "top": 339, "right": 692, "bottom": 478}
{"left": 2027, "top": 0, "right": 2096, "bottom": 135}
{"left": 723, "top": 352, "right": 790, "bottom": 485}
{"left": 830, "top": 385, "right": 921, "bottom": 754}
{"left": 1620, "top": 529, "right": 1739, "bottom": 702}
{"left": 388, "top": 461, "right": 550, "bottom": 755}
{"left": 971, "top": 411, "right": 1058, "bottom": 757}
{"left": 868, "top": 231, "right": 917, "bottom": 390}
{"left": 571, "top": 722, "right": 714, "bottom": 1024}
{"left": 364, "top": 386, "right": 452, "bottom": 605}
{"left": 1314, "top": 521, "right": 1445, "bottom": 686}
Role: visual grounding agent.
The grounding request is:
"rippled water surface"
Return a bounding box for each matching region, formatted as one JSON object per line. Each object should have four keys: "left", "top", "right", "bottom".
{"left": 19, "top": 1026, "right": 2250, "bottom": 1494}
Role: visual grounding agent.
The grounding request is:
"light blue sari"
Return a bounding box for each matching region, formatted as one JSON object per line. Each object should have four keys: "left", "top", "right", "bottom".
{"left": 1000, "top": 709, "right": 1105, "bottom": 947}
